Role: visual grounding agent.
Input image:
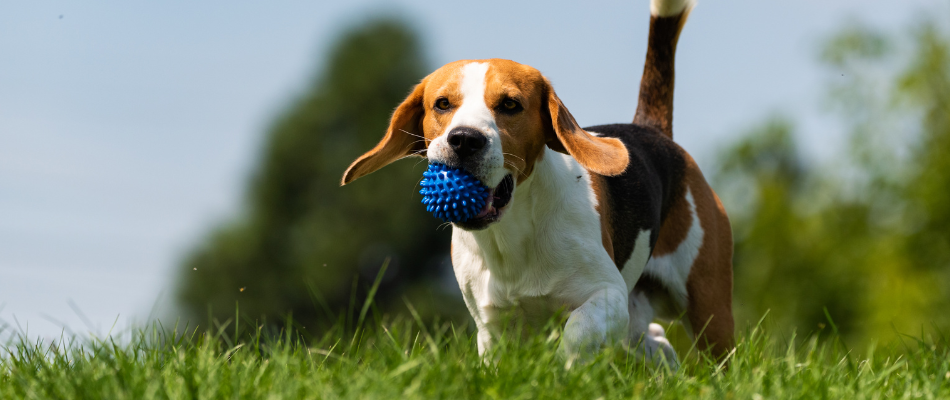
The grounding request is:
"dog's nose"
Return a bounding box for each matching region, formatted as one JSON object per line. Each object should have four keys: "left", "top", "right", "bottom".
{"left": 447, "top": 127, "right": 487, "bottom": 159}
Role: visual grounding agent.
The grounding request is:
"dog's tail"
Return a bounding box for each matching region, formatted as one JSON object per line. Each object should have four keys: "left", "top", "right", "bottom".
{"left": 633, "top": 0, "right": 695, "bottom": 138}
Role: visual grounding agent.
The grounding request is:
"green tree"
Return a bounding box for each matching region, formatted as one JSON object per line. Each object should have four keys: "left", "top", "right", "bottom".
{"left": 716, "top": 17, "right": 950, "bottom": 346}
{"left": 176, "top": 19, "right": 464, "bottom": 330}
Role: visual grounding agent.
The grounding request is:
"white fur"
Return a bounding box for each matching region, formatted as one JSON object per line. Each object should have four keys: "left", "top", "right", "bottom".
{"left": 621, "top": 229, "right": 652, "bottom": 293}
{"left": 650, "top": 0, "right": 695, "bottom": 17}
{"left": 648, "top": 322, "right": 666, "bottom": 338}
{"left": 643, "top": 188, "right": 703, "bottom": 313}
{"left": 426, "top": 62, "right": 507, "bottom": 187}
{"left": 451, "top": 149, "right": 629, "bottom": 360}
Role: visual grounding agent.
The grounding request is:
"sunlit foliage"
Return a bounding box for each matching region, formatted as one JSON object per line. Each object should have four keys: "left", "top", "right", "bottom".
{"left": 717, "top": 19, "right": 950, "bottom": 346}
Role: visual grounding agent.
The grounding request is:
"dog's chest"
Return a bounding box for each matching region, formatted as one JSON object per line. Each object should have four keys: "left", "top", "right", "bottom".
{"left": 450, "top": 150, "right": 625, "bottom": 329}
{"left": 460, "top": 249, "right": 584, "bottom": 329}
{"left": 451, "top": 223, "right": 619, "bottom": 331}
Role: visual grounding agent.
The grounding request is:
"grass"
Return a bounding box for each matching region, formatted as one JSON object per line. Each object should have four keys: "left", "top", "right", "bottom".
{"left": 1, "top": 311, "right": 949, "bottom": 400}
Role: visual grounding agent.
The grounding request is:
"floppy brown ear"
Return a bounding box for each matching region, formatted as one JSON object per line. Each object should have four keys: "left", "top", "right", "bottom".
{"left": 544, "top": 80, "right": 629, "bottom": 176}
{"left": 341, "top": 80, "right": 427, "bottom": 185}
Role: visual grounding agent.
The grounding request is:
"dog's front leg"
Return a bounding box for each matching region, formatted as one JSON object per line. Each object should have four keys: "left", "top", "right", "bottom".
{"left": 558, "top": 286, "right": 629, "bottom": 365}
{"left": 476, "top": 326, "right": 494, "bottom": 357}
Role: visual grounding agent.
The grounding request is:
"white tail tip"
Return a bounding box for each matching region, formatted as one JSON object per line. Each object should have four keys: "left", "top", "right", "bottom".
{"left": 650, "top": 0, "right": 696, "bottom": 17}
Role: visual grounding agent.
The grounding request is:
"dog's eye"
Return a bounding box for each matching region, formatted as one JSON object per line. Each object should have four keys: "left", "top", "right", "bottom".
{"left": 498, "top": 98, "right": 522, "bottom": 113}
{"left": 435, "top": 98, "right": 451, "bottom": 111}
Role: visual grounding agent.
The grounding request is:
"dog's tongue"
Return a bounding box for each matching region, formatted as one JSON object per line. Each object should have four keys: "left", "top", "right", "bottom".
{"left": 474, "top": 188, "right": 495, "bottom": 218}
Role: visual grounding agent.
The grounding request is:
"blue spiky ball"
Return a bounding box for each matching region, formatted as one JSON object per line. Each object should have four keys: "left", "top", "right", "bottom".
{"left": 419, "top": 163, "right": 490, "bottom": 223}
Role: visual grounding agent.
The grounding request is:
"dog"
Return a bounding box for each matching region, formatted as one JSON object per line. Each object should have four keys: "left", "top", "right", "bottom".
{"left": 341, "top": 0, "right": 733, "bottom": 366}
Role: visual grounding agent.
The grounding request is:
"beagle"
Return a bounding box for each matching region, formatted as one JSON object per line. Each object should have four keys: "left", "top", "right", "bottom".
{"left": 342, "top": 0, "right": 733, "bottom": 365}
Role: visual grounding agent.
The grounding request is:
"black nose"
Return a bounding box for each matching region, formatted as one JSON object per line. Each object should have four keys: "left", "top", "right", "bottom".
{"left": 447, "top": 127, "right": 487, "bottom": 159}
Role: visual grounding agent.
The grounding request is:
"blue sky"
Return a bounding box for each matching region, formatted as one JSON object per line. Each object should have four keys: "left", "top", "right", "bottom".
{"left": 0, "top": 0, "right": 944, "bottom": 339}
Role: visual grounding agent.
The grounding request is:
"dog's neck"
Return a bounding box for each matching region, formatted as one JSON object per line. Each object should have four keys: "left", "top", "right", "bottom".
{"left": 453, "top": 148, "right": 602, "bottom": 283}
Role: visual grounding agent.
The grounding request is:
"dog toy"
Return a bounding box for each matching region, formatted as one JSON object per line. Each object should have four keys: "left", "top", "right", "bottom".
{"left": 420, "top": 163, "right": 490, "bottom": 223}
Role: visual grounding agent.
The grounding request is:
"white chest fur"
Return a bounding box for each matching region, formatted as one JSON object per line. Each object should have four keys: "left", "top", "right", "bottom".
{"left": 450, "top": 149, "right": 628, "bottom": 354}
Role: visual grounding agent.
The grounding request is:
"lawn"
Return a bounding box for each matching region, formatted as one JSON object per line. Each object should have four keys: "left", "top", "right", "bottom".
{"left": 2, "top": 311, "right": 948, "bottom": 400}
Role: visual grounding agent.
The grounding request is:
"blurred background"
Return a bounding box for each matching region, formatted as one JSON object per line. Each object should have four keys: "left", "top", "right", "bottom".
{"left": 1, "top": 0, "right": 948, "bottom": 348}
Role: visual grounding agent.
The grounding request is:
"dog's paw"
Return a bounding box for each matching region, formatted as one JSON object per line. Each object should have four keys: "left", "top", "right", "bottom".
{"left": 648, "top": 322, "right": 666, "bottom": 338}
{"left": 633, "top": 323, "right": 679, "bottom": 370}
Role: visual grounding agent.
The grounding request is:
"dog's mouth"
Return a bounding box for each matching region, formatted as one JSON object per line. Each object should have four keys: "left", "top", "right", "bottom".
{"left": 456, "top": 174, "right": 514, "bottom": 230}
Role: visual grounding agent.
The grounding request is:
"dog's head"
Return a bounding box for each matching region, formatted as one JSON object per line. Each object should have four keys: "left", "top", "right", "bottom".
{"left": 341, "top": 59, "right": 628, "bottom": 230}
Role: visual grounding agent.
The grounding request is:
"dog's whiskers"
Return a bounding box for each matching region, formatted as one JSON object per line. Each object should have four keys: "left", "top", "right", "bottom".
{"left": 410, "top": 175, "right": 426, "bottom": 198}
{"left": 504, "top": 160, "right": 526, "bottom": 177}
{"left": 401, "top": 144, "right": 429, "bottom": 168}
{"left": 406, "top": 147, "right": 428, "bottom": 158}
{"left": 412, "top": 156, "right": 431, "bottom": 169}
{"left": 502, "top": 152, "right": 526, "bottom": 163}
{"left": 402, "top": 140, "right": 427, "bottom": 150}
{"left": 399, "top": 129, "right": 427, "bottom": 140}
{"left": 398, "top": 142, "right": 427, "bottom": 158}
{"left": 502, "top": 153, "right": 527, "bottom": 176}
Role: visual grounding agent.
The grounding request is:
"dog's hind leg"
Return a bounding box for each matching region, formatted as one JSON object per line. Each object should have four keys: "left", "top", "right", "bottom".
{"left": 683, "top": 183, "right": 735, "bottom": 360}
{"left": 627, "top": 289, "right": 679, "bottom": 368}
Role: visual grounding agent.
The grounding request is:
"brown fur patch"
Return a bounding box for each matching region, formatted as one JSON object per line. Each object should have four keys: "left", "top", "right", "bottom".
{"left": 589, "top": 174, "right": 615, "bottom": 263}
{"left": 651, "top": 184, "right": 691, "bottom": 257}
{"left": 545, "top": 86, "right": 629, "bottom": 176}
{"left": 419, "top": 60, "right": 466, "bottom": 144}
{"left": 681, "top": 156, "right": 735, "bottom": 359}
{"left": 484, "top": 60, "right": 549, "bottom": 184}
{"left": 341, "top": 79, "right": 428, "bottom": 185}
{"left": 633, "top": 10, "right": 692, "bottom": 138}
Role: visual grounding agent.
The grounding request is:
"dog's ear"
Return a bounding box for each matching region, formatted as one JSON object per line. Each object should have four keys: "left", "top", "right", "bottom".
{"left": 341, "top": 80, "right": 427, "bottom": 186}
{"left": 543, "top": 80, "right": 629, "bottom": 176}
